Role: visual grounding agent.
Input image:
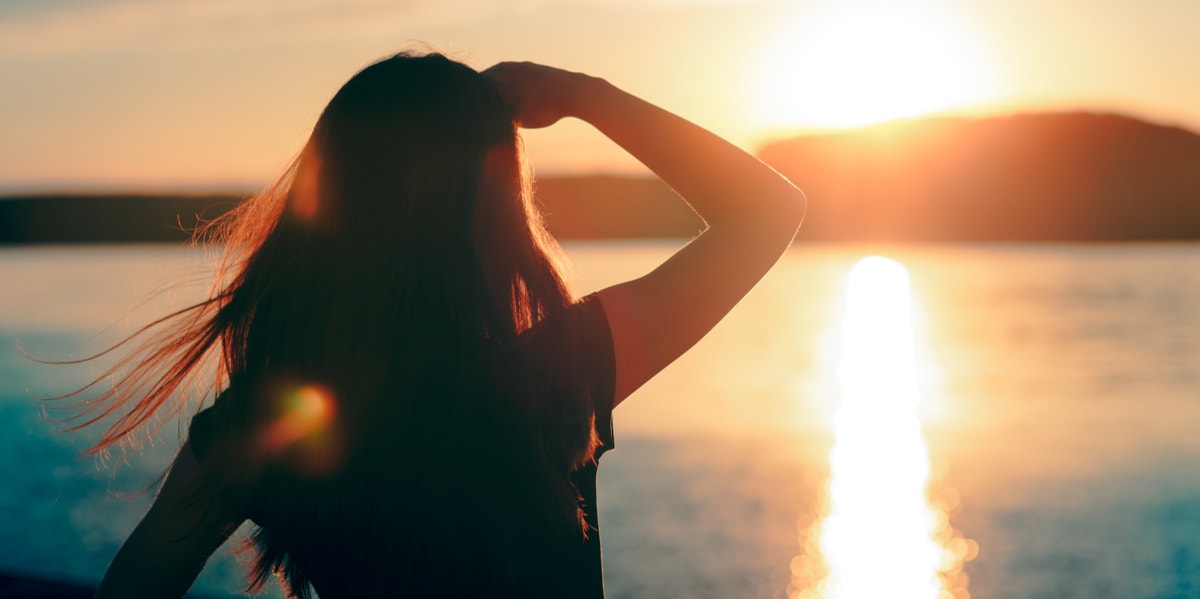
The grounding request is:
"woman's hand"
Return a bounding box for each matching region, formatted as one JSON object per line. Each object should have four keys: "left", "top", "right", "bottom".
{"left": 483, "top": 61, "right": 598, "bottom": 129}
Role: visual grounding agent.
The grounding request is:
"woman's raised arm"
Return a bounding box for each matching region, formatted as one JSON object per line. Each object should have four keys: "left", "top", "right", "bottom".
{"left": 486, "top": 62, "right": 806, "bottom": 406}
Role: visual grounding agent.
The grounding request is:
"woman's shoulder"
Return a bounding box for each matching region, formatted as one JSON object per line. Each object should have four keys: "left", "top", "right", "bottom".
{"left": 496, "top": 294, "right": 614, "bottom": 394}
{"left": 183, "top": 386, "right": 264, "bottom": 510}
{"left": 515, "top": 294, "right": 611, "bottom": 361}
{"left": 187, "top": 405, "right": 218, "bottom": 462}
{"left": 186, "top": 386, "right": 247, "bottom": 462}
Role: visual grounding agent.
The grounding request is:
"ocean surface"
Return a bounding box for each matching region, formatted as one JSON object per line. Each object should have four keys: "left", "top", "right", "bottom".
{"left": 1, "top": 242, "right": 1199, "bottom": 598}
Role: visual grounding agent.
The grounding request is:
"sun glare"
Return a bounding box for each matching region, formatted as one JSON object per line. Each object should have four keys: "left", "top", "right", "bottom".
{"left": 256, "top": 383, "right": 344, "bottom": 475}
{"left": 754, "top": 2, "right": 997, "bottom": 130}
{"left": 792, "top": 257, "right": 973, "bottom": 599}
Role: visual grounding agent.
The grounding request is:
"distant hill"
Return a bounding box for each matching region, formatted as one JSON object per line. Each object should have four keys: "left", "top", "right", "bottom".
{"left": 0, "top": 178, "right": 699, "bottom": 244}
{"left": 0, "top": 193, "right": 241, "bottom": 244}
{"left": 758, "top": 112, "right": 1200, "bottom": 241}
{"left": 3, "top": 111, "right": 1198, "bottom": 244}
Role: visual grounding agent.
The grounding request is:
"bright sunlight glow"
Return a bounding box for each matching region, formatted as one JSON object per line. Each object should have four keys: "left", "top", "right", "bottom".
{"left": 255, "top": 382, "right": 345, "bottom": 475}
{"left": 754, "top": 2, "right": 997, "bottom": 130}
{"left": 793, "top": 257, "right": 971, "bottom": 599}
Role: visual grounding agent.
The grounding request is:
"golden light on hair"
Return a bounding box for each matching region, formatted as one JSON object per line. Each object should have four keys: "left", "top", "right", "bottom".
{"left": 290, "top": 155, "right": 323, "bottom": 224}
{"left": 792, "top": 257, "right": 974, "bottom": 599}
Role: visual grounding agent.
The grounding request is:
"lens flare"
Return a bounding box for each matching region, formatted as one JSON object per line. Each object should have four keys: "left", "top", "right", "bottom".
{"left": 257, "top": 383, "right": 343, "bottom": 475}
{"left": 792, "top": 257, "right": 973, "bottom": 599}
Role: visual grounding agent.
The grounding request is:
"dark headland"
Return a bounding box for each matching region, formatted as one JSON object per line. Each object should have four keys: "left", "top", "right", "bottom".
{"left": 2, "top": 111, "right": 1198, "bottom": 244}
{"left": 758, "top": 111, "right": 1200, "bottom": 242}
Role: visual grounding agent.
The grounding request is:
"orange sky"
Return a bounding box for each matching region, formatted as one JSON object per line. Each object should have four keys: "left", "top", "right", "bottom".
{"left": 1, "top": 0, "right": 1198, "bottom": 191}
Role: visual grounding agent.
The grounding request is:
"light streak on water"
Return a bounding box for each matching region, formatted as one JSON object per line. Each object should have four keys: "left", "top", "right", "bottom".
{"left": 792, "top": 256, "right": 975, "bottom": 599}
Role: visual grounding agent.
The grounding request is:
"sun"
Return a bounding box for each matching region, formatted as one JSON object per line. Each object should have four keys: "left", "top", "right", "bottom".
{"left": 752, "top": 1, "right": 999, "bottom": 131}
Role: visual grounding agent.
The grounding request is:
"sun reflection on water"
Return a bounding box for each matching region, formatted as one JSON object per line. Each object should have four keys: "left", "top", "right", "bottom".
{"left": 792, "top": 256, "right": 975, "bottom": 599}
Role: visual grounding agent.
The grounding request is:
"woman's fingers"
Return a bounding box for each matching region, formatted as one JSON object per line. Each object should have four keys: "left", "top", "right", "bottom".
{"left": 484, "top": 62, "right": 588, "bottom": 129}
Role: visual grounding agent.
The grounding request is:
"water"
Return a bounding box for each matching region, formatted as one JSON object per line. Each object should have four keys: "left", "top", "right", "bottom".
{"left": 2, "top": 242, "right": 1199, "bottom": 598}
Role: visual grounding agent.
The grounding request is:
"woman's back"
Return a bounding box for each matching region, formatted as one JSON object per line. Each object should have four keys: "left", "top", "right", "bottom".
{"left": 189, "top": 295, "right": 615, "bottom": 598}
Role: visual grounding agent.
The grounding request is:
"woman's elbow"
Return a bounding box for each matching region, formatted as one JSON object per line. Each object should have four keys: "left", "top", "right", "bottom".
{"left": 768, "top": 186, "right": 806, "bottom": 241}
{"left": 785, "top": 186, "right": 807, "bottom": 231}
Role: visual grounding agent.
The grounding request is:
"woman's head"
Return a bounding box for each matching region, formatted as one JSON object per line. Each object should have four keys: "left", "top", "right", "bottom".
{"left": 260, "top": 51, "right": 568, "bottom": 341}
{"left": 291, "top": 53, "right": 513, "bottom": 237}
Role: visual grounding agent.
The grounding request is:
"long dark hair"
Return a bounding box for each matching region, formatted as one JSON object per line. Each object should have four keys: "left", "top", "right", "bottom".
{"left": 55, "top": 52, "right": 600, "bottom": 597}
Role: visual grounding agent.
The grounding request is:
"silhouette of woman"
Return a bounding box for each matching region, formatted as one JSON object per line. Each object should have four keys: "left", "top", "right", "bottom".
{"left": 80, "top": 52, "right": 804, "bottom": 598}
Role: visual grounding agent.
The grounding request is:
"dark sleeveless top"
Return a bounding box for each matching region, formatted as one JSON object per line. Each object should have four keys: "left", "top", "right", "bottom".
{"left": 188, "top": 295, "right": 616, "bottom": 598}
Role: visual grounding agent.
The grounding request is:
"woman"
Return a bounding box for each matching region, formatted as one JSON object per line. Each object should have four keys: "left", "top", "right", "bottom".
{"left": 80, "top": 52, "right": 804, "bottom": 598}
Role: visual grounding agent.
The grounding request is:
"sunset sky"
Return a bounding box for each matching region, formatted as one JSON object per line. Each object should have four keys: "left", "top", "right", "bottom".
{"left": 1, "top": 0, "right": 1198, "bottom": 192}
